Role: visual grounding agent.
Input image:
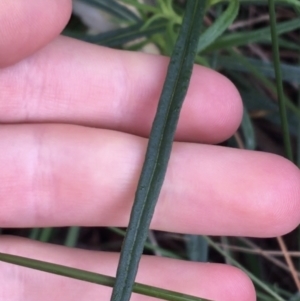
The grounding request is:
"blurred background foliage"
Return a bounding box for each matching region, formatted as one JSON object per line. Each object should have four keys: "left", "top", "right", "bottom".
{"left": 3, "top": 1, "right": 300, "bottom": 300}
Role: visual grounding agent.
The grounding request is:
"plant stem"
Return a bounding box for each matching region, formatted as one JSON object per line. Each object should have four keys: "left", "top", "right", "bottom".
{"left": 110, "top": 1, "right": 207, "bottom": 301}
{"left": 0, "top": 252, "right": 212, "bottom": 301}
{"left": 268, "top": 0, "right": 293, "bottom": 161}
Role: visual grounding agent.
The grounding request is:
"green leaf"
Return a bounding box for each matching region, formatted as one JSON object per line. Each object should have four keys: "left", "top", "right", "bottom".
{"left": 109, "top": 227, "right": 183, "bottom": 259}
{"left": 110, "top": 2, "right": 207, "bottom": 301}
{"left": 39, "top": 227, "right": 53, "bottom": 242}
{"left": 268, "top": 0, "right": 293, "bottom": 161}
{"left": 230, "top": 70, "right": 300, "bottom": 138}
{"left": 65, "top": 227, "right": 81, "bottom": 247}
{"left": 224, "top": 0, "right": 300, "bottom": 7}
{"left": 0, "top": 252, "right": 212, "bottom": 301}
{"left": 211, "top": 55, "right": 300, "bottom": 83}
{"left": 278, "top": 37, "right": 300, "bottom": 51}
{"left": 241, "top": 108, "right": 256, "bottom": 150}
{"left": 197, "top": 0, "right": 239, "bottom": 53}
{"left": 205, "top": 17, "right": 300, "bottom": 51}
{"left": 64, "top": 19, "right": 167, "bottom": 48}
{"left": 185, "top": 235, "right": 209, "bottom": 262}
{"left": 78, "top": 0, "right": 140, "bottom": 22}
{"left": 225, "top": 48, "right": 300, "bottom": 120}
{"left": 29, "top": 228, "right": 40, "bottom": 240}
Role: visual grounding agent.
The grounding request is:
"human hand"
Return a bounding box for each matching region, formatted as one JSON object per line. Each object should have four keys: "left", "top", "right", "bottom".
{"left": 1, "top": 1, "right": 300, "bottom": 301}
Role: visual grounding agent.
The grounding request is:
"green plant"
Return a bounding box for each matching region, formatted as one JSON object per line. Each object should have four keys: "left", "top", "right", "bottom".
{"left": 1, "top": 1, "right": 300, "bottom": 301}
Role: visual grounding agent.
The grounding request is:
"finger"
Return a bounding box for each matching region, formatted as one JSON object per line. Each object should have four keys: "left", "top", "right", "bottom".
{"left": 0, "top": 236, "right": 256, "bottom": 301}
{"left": 0, "top": 37, "right": 242, "bottom": 144}
{"left": 0, "top": 0, "right": 72, "bottom": 67}
{"left": 0, "top": 124, "right": 299, "bottom": 237}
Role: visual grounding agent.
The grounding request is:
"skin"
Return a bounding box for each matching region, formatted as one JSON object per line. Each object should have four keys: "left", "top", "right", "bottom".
{"left": 0, "top": 1, "right": 300, "bottom": 300}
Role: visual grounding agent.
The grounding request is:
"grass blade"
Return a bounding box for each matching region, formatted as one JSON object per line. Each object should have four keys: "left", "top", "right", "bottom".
{"left": 29, "top": 228, "right": 40, "bottom": 240}
{"left": 65, "top": 227, "right": 81, "bottom": 247}
{"left": 185, "top": 235, "right": 209, "bottom": 262}
{"left": 241, "top": 108, "right": 256, "bottom": 150}
{"left": 268, "top": 0, "right": 293, "bottom": 161}
{"left": 39, "top": 227, "right": 53, "bottom": 242}
{"left": 205, "top": 17, "right": 300, "bottom": 52}
{"left": 226, "top": 48, "right": 300, "bottom": 120}
{"left": 197, "top": 0, "right": 239, "bottom": 53}
{"left": 64, "top": 19, "right": 167, "bottom": 48}
{"left": 109, "top": 227, "right": 183, "bottom": 259}
{"left": 224, "top": 0, "right": 300, "bottom": 8}
{"left": 213, "top": 55, "right": 300, "bottom": 83}
{"left": 79, "top": 0, "right": 140, "bottom": 22}
{"left": 110, "top": 1, "right": 207, "bottom": 301}
{"left": 0, "top": 252, "right": 212, "bottom": 301}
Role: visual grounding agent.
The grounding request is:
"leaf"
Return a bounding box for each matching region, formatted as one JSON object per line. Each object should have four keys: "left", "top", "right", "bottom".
{"left": 197, "top": 0, "right": 240, "bottom": 53}
{"left": 110, "top": 2, "right": 207, "bottom": 301}
{"left": 39, "top": 227, "right": 53, "bottom": 242}
{"left": 205, "top": 17, "right": 300, "bottom": 51}
{"left": 225, "top": 48, "right": 300, "bottom": 119}
{"left": 230, "top": 70, "right": 300, "bottom": 138}
{"left": 211, "top": 55, "right": 300, "bottom": 83}
{"left": 65, "top": 227, "right": 81, "bottom": 247}
{"left": 241, "top": 108, "right": 256, "bottom": 150}
{"left": 185, "top": 235, "right": 209, "bottom": 262}
{"left": 229, "top": 0, "right": 300, "bottom": 7}
{"left": 109, "top": 227, "right": 183, "bottom": 259}
{"left": 78, "top": 0, "right": 140, "bottom": 22}
{"left": 64, "top": 19, "right": 167, "bottom": 48}
{"left": 268, "top": 0, "right": 293, "bottom": 160}
{"left": 0, "top": 252, "right": 212, "bottom": 301}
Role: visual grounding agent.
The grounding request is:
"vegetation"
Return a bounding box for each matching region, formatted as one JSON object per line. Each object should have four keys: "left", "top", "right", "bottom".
{"left": 1, "top": 1, "right": 300, "bottom": 300}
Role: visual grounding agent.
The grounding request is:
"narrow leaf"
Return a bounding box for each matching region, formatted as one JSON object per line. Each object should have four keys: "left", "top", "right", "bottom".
{"left": 226, "top": 49, "right": 300, "bottom": 119}
{"left": 268, "top": 0, "right": 293, "bottom": 161}
{"left": 109, "top": 227, "right": 182, "bottom": 259}
{"left": 185, "top": 235, "right": 209, "bottom": 262}
{"left": 225, "top": 0, "right": 300, "bottom": 8}
{"left": 78, "top": 0, "right": 140, "bottom": 22}
{"left": 212, "top": 55, "right": 300, "bottom": 83}
{"left": 205, "top": 17, "right": 300, "bottom": 52}
{"left": 197, "top": 0, "right": 239, "bottom": 53}
{"left": 0, "top": 252, "right": 212, "bottom": 301}
{"left": 241, "top": 108, "right": 256, "bottom": 150}
{"left": 39, "top": 227, "right": 53, "bottom": 242}
{"left": 111, "top": 1, "right": 207, "bottom": 301}
{"left": 65, "top": 227, "right": 81, "bottom": 247}
{"left": 64, "top": 19, "right": 167, "bottom": 48}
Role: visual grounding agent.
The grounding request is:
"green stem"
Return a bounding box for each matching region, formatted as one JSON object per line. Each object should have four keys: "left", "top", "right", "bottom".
{"left": 39, "top": 227, "right": 53, "bottom": 242}
{"left": 65, "top": 227, "right": 81, "bottom": 247}
{"left": 0, "top": 252, "right": 212, "bottom": 301}
{"left": 110, "top": 1, "right": 207, "bottom": 301}
{"left": 268, "top": 0, "right": 293, "bottom": 161}
{"left": 109, "top": 227, "right": 183, "bottom": 259}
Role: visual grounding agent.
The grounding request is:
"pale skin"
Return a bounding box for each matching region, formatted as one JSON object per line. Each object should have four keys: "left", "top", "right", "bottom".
{"left": 1, "top": 1, "right": 300, "bottom": 300}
